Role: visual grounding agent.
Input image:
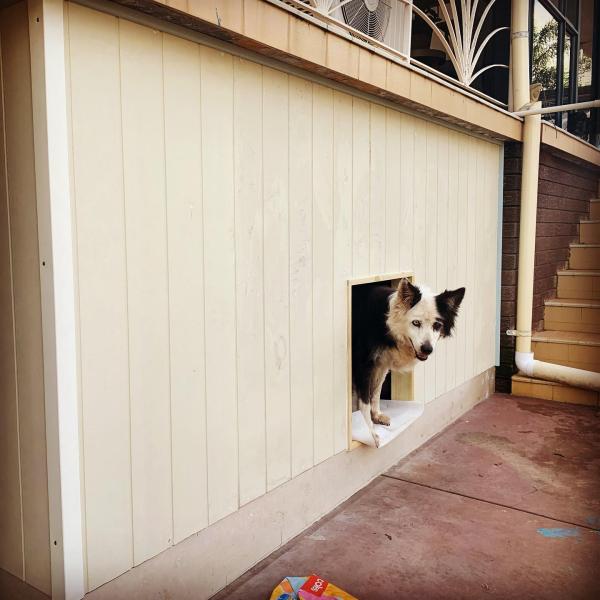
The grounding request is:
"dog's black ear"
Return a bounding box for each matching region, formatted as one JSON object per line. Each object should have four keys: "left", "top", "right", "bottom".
{"left": 435, "top": 287, "right": 466, "bottom": 337}
{"left": 396, "top": 278, "right": 421, "bottom": 309}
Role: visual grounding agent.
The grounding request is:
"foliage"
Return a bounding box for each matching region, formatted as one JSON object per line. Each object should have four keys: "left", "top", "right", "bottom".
{"left": 532, "top": 20, "right": 592, "bottom": 95}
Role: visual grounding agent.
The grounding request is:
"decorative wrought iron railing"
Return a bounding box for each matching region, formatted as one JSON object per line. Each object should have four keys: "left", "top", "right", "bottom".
{"left": 273, "top": 0, "right": 510, "bottom": 106}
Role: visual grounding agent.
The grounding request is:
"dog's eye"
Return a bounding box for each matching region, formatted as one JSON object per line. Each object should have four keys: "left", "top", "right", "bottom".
{"left": 433, "top": 322, "right": 442, "bottom": 332}
{"left": 412, "top": 320, "right": 421, "bottom": 328}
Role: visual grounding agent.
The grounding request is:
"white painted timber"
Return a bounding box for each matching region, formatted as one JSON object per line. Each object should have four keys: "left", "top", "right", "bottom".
{"left": 64, "top": 4, "right": 502, "bottom": 591}
{"left": 28, "top": 0, "right": 84, "bottom": 597}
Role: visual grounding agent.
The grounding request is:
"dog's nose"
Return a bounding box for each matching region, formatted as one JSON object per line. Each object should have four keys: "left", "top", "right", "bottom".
{"left": 421, "top": 342, "right": 433, "bottom": 355}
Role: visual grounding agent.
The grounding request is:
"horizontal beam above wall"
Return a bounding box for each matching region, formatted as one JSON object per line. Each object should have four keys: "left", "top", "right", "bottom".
{"left": 72, "top": 0, "right": 519, "bottom": 143}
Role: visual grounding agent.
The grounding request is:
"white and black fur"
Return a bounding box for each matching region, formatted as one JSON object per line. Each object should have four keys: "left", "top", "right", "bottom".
{"left": 352, "top": 278, "right": 465, "bottom": 447}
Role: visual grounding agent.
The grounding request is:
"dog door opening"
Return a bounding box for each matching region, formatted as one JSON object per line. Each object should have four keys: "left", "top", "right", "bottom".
{"left": 348, "top": 273, "right": 424, "bottom": 449}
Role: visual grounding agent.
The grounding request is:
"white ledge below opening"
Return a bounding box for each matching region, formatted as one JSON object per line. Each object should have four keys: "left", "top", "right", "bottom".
{"left": 352, "top": 400, "right": 424, "bottom": 448}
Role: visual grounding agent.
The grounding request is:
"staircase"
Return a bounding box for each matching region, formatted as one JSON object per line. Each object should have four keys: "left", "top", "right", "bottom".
{"left": 512, "top": 194, "right": 600, "bottom": 406}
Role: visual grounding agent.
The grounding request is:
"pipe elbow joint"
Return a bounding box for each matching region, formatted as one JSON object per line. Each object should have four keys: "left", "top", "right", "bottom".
{"left": 515, "top": 351, "right": 534, "bottom": 377}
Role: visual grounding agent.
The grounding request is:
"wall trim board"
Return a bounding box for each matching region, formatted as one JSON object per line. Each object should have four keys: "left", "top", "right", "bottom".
{"left": 27, "top": 0, "right": 85, "bottom": 598}
{"left": 84, "top": 368, "right": 494, "bottom": 600}
{"left": 69, "top": 0, "right": 503, "bottom": 149}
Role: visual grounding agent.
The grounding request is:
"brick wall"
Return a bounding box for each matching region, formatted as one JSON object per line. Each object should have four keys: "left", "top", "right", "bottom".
{"left": 497, "top": 143, "right": 599, "bottom": 392}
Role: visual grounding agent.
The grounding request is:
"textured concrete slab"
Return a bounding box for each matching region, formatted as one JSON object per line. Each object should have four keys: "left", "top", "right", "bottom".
{"left": 213, "top": 476, "right": 600, "bottom": 600}
{"left": 387, "top": 394, "right": 600, "bottom": 528}
{"left": 213, "top": 395, "right": 600, "bottom": 600}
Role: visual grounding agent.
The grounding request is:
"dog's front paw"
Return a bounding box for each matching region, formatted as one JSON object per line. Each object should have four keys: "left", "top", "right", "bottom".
{"left": 372, "top": 412, "right": 391, "bottom": 426}
{"left": 373, "top": 431, "right": 381, "bottom": 448}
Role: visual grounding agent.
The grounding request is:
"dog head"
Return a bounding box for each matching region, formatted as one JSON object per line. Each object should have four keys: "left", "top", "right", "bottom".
{"left": 387, "top": 278, "right": 465, "bottom": 361}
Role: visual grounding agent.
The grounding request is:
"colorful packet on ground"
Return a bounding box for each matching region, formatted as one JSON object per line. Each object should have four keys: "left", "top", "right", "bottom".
{"left": 269, "top": 574, "right": 357, "bottom": 600}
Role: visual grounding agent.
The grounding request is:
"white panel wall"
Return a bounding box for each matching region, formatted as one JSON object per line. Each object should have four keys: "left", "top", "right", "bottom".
{"left": 65, "top": 3, "right": 501, "bottom": 591}
{"left": 0, "top": 1, "right": 51, "bottom": 594}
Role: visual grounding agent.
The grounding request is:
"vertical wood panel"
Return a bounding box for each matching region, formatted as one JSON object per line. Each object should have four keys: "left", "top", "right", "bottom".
{"left": 200, "top": 46, "right": 238, "bottom": 522}
{"left": 263, "top": 68, "right": 291, "bottom": 489}
{"left": 398, "top": 114, "right": 414, "bottom": 272}
{"left": 465, "top": 136, "right": 478, "bottom": 379}
{"left": 67, "top": 5, "right": 133, "bottom": 587}
{"left": 0, "top": 17, "right": 23, "bottom": 578}
{"left": 1, "top": 2, "right": 50, "bottom": 591}
{"left": 435, "top": 127, "right": 448, "bottom": 397}
{"left": 163, "top": 34, "right": 208, "bottom": 543}
{"left": 411, "top": 118, "right": 427, "bottom": 402}
{"left": 455, "top": 132, "right": 469, "bottom": 386}
{"left": 332, "top": 91, "right": 352, "bottom": 453}
{"left": 485, "top": 144, "right": 500, "bottom": 370}
{"left": 289, "top": 76, "right": 314, "bottom": 477}
{"left": 385, "top": 109, "right": 401, "bottom": 272}
{"left": 352, "top": 98, "right": 370, "bottom": 276}
{"left": 233, "top": 57, "right": 266, "bottom": 504}
{"left": 313, "top": 84, "right": 334, "bottom": 465}
{"left": 474, "top": 139, "right": 487, "bottom": 374}
{"left": 423, "top": 123, "right": 438, "bottom": 402}
{"left": 120, "top": 19, "right": 172, "bottom": 563}
{"left": 445, "top": 130, "right": 459, "bottom": 391}
{"left": 369, "top": 104, "right": 386, "bottom": 273}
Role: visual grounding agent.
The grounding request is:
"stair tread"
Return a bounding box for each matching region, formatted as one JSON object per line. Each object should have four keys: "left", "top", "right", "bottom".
{"left": 532, "top": 330, "right": 600, "bottom": 346}
{"left": 570, "top": 243, "right": 600, "bottom": 247}
{"left": 512, "top": 375, "right": 599, "bottom": 405}
{"left": 545, "top": 297, "right": 600, "bottom": 308}
{"left": 513, "top": 374, "right": 562, "bottom": 387}
{"left": 557, "top": 270, "right": 600, "bottom": 276}
{"left": 581, "top": 219, "right": 600, "bottom": 224}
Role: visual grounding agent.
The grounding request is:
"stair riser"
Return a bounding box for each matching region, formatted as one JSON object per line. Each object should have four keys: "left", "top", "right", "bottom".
{"left": 570, "top": 246, "right": 600, "bottom": 270}
{"left": 591, "top": 202, "right": 600, "bottom": 220}
{"left": 544, "top": 305, "right": 600, "bottom": 333}
{"left": 531, "top": 341, "right": 600, "bottom": 373}
{"left": 512, "top": 378, "right": 599, "bottom": 406}
{"left": 557, "top": 275, "right": 600, "bottom": 299}
{"left": 580, "top": 222, "right": 600, "bottom": 244}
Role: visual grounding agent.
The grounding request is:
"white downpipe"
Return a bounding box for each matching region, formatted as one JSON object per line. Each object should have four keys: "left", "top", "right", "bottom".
{"left": 511, "top": 1, "right": 600, "bottom": 392}
{"left": 510, "top": 0, "right": 530, "bottom": 111}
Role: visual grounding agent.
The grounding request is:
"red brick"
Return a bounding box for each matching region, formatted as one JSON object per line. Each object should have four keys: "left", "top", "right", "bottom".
{"left": 501, "top": 301, "right": 516, "bottom": 317}
{"left": 503, "top": 191, "right": 520, "bottom": 206}
{"left": 504, "top": 174, "right": 521, "bottom": 190}
{"left": 503, "top": 206, "right": 520, "bottom": 222}
{"left": 501, "top": 286, "right": 517, "bottom": 301}
{"left": 536, "top": 222, "right": 578, "bottom": 237}
{"left": 502, "top": 270, "right": 517, "bottom": 286}
{"left": 535, "top": 235, "right": 577, "bottom": 251}
{"left": 537, "top": 195, "right": 588, "bottom": 213}
{"left": 535, "top": 248, "right": 568, "bottom": 266}
{"left": 503, "top": 222, "right": 519, "bottom": 238}
{"left": 502, "top": 254, "right": 517, "bottom": 270}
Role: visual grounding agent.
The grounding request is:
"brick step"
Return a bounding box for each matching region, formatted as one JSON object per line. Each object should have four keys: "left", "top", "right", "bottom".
{"left": 512, "top": 374, "right": 599, "bottom": 406}
{"left": 591, "top": 199, "right": 600, "bottom": 220}
{"left": 544, "top": 298, "right": 600, "bottom": 333}
{"left": 531, "top": 330, "right": 600, "bottom": 373}
{"left": 569, "top": 243, "right": 600, "bottom": 270}
{"left": 557, "top": 270, "right": 600, "bottom": 300}
{"left": 580, "top": 220, "right": 600, "bottom": 244}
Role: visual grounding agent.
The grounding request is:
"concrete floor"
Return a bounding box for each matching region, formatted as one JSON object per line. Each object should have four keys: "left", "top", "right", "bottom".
{"left": 213, "top": 394, "right": 600, "bottom": 600}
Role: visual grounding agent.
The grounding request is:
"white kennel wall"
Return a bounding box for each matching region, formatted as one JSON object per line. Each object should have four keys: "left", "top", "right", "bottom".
{"left": 0, "top": 2, "right": 51, "bottom": 595}
{"left": 65, "top": 2, "right": 501, "bottom": 591}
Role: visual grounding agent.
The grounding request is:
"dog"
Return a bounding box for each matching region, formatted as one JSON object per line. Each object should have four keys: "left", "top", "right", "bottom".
{"left": 352, "top": 278, "right": 465, "bottom": 447}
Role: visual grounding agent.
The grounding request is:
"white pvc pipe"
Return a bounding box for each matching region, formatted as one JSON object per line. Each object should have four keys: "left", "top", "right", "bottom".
{"left": 511, "top": 0, "right": 600, "bottom": 393}
{"left": 510, "top": 0, "right": 530, "bottom": 111}
{"left": 514, "top": 99, "right": 600, "bottom": 117}
{"left": 515, "top": 352, "right": 600, "bottom": 390}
